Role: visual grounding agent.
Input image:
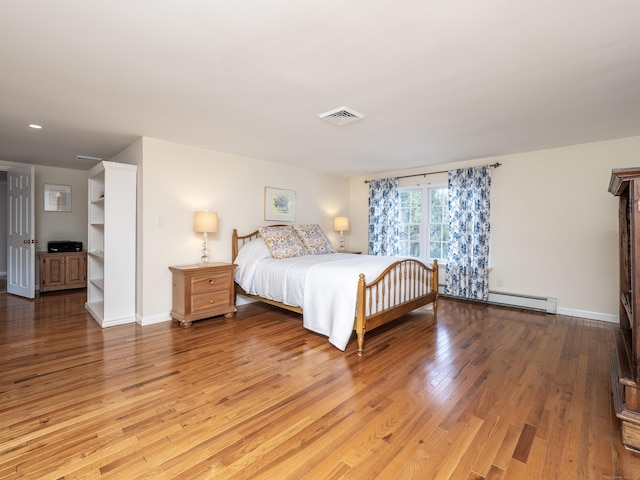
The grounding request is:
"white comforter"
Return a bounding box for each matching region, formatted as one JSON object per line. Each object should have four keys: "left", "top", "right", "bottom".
{"left": 234, "top": 240, "right": 401, "bottom": 350}
{"left": 302, "top": 255, "right": 404, "bottom": 350}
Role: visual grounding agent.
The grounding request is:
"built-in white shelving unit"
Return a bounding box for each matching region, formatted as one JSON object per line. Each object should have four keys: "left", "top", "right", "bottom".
{"left": 86, "top": 161, "right": 137, "bottom": 327}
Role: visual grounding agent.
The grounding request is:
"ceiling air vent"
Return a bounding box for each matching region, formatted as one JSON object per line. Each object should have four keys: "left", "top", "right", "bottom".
{"left": 319, "top": 106, "right": 364, "bottom": 126}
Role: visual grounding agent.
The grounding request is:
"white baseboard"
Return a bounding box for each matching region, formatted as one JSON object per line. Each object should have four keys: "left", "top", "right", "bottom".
{"left": 236, "top": 295, "right": 257, "bottom": 306}
{"left": 137, "top": 312, "right": 172, "bottom": 326}
{"left": 486, "top": 289, "right": 618, "bottom": 323}
{"left": 556, "top": 307, "right": 618, "bottom": 324}
{"left": 97, "top": 316, "right": 136, "bottom": 328}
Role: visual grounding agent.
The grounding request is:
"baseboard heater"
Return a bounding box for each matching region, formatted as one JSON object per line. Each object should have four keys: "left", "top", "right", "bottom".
{"left": 437, "top": 285, "right": 557, "bottom": 314}
{"left": 487, "top": 291, "right": 557, "bottom": 313}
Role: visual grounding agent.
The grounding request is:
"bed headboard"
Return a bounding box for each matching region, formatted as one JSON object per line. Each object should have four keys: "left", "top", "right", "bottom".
{"left": 231, "top": 225, "right": 288, "bottom": 261}
{"left": 231, "top": 228, "right": 260, "bottom": 262}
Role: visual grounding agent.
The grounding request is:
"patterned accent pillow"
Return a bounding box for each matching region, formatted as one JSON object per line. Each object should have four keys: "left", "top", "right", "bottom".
{"left": 293, "top": 224, "right": 336, "bottom": 255}
{"left": 258, "top": 226, "right": 307, "bottom": 259}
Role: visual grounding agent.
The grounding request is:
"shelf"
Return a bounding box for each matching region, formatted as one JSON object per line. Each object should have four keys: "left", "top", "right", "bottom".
{"left": 86, "top": 160, "right": 137, "bottom": 328}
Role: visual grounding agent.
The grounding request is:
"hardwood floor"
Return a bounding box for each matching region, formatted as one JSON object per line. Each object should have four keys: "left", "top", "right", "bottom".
{"left": 1, "top": 291, "right": 639, "bottom": 479}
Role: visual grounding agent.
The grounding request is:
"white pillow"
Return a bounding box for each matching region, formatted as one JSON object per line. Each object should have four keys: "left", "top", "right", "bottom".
{"left": 234, "top": 238, "right": 273, "bottom": 291}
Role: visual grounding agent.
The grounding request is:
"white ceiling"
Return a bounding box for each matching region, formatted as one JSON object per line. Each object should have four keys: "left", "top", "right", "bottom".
{"left": 1, "top": 0, "right": 639, "bottom": 175}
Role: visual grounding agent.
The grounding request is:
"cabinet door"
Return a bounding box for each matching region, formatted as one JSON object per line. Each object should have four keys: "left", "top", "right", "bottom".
{"left": 66, "top": 254, "right": 87, "bottom": 287}
{"left": 42, "top": 256, "right": 66, "bottom": 289}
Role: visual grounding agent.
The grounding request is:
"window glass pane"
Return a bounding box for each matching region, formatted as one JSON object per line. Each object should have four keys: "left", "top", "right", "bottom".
{"left": 443, "top": 191, "right": 449, "bottom": 218}
{"left": 398, "top": 189, "right": 422, "bottom": 259}
{"left": 429, "top": 189, "right": 442, "bottom": 222}
{"left": 430, "top": 224, "right": 441, "bottom": 242}
{"left": 430, "top": 242, "right": 441, "bottom": 259}
{"left": 430, "top": 199, "right": 442, "bottom": 223}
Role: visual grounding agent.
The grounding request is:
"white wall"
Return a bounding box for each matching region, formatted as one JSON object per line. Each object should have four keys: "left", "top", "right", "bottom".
{"left": 136, "top": 137, "right": 349, "bottom": 325}
{"left": 349, "top": 135, "right": 640, "bottom": 322}
{"left": 34, "top": 166, "right": 88, "bottom": 251}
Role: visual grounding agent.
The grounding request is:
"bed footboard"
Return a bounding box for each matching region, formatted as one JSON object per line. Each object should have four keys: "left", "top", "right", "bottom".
{"left": 355, "top": 259, "right": 438, "bottom": 356}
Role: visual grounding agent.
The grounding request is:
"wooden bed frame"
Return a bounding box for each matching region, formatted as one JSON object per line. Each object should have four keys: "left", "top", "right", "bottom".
{"left": 232, "top": 228, "right": 438, "bottom": 355}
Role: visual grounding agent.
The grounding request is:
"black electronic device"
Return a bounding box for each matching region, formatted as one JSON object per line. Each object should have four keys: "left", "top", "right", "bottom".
{"left": 47, "top": 241, "right": 83, "bottom": 253}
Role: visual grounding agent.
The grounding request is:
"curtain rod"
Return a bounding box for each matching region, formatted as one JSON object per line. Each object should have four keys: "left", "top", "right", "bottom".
{"left": 363, "top": 162, "right": 502, "bottom": 184}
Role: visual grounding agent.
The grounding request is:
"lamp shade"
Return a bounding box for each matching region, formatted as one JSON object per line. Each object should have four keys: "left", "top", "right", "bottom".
{"left": 193, "top": 211, "right": 218, "bottom": 233}
{"left": 333, "top": 216, "right": 350, "bottom": 232}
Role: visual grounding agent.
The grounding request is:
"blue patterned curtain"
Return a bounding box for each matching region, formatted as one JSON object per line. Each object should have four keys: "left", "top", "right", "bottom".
{"left": 445, "top": 166, "right": 491, "bottom": 300}
{"left": 368, "top": 178, "right": 399, "bottom": 256}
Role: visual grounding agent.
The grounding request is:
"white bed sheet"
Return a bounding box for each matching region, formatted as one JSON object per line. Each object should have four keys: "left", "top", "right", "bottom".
{"left": 303, "top": 255, "right": 401, "bottom": 350}
{"left": 246, "top": 253, "right": 361, "bottom": 308}
{"left": 235, "top": 242, "right": 402, "bottom": 350}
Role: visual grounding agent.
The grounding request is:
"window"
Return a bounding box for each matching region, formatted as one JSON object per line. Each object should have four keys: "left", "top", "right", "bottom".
{"left": 398, "top": 184, "right": 449, "bottom": 262}
{"left": 428, "top": 186, "right": 449, "bottom": 261}
{"left": 398, "top": 189, "right": 422, "bottom": 257}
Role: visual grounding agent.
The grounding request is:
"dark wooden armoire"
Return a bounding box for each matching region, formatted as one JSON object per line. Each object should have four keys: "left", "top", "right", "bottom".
{"left": 609, "top": 167, "right": 640, "bottom": 451}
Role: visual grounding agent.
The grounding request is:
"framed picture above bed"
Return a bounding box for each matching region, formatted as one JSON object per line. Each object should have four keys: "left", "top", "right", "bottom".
{"left": 264, "top": 187, "right": 296, "bottom": 222}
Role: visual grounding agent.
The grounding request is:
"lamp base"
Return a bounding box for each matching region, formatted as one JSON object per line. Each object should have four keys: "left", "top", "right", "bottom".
{"left": 198, "top": 232, "right": 210, "bottom": 266}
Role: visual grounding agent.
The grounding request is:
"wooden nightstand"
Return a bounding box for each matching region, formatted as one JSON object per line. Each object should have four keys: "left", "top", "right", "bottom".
{"left": 169, "top": 263, "right": 236, "bottom": 327}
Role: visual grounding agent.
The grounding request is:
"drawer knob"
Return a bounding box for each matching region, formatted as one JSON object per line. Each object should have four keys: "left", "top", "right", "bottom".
{"left": 209, "top": 299, "right": 214, "bottom": 304}
{"left": 208, "top": 279, "right": 215, "bottom": 285}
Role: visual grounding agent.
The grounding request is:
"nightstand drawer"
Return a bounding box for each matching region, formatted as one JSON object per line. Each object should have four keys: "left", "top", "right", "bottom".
{"left": 191, "top": 290, "right": 232, "bottom": 313}
{"left": 191, "top": 271, "right": 232, "bottom": 294}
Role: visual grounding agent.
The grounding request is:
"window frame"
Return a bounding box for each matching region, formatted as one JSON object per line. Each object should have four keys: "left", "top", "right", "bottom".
{"left": 398, "top": 183, "right": 449, "bottom": 264}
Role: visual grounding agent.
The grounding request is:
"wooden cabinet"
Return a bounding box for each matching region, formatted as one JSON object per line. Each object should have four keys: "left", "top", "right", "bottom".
{"left": 86, "top": 161, "right": 137, "bottom": 327}
{"left": 169, "top": 263, "right": 236, "bottom": 327}
{"left": 609, "top": 167, "right": 640, "bottom": 451}
{"left": 38, "top": 251, "right": 87, "bottom": 292}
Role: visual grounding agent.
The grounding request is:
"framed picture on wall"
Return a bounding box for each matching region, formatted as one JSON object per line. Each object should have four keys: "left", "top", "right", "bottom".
{"left": 264, "top": 187, "right": 296, "bottom": 222}
{"left": 44, "top": 184, "right": 72, "bottom": 212}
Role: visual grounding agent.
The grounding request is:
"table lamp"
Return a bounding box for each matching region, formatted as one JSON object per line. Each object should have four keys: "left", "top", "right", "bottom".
{"left": 193, "top": 210, "right": 218, "bottom": 265}
{"left": 333, "top": 216, "right": 350, "bottom": 251}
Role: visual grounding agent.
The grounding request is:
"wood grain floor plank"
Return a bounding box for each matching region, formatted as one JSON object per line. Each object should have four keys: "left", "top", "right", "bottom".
{"left": 1, "top": 292, "right": 639, "bottom": 478}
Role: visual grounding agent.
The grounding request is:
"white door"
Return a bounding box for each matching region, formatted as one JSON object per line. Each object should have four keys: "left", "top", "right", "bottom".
{"left": 7, "top": 165, "right": 35, "bottom": 298}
